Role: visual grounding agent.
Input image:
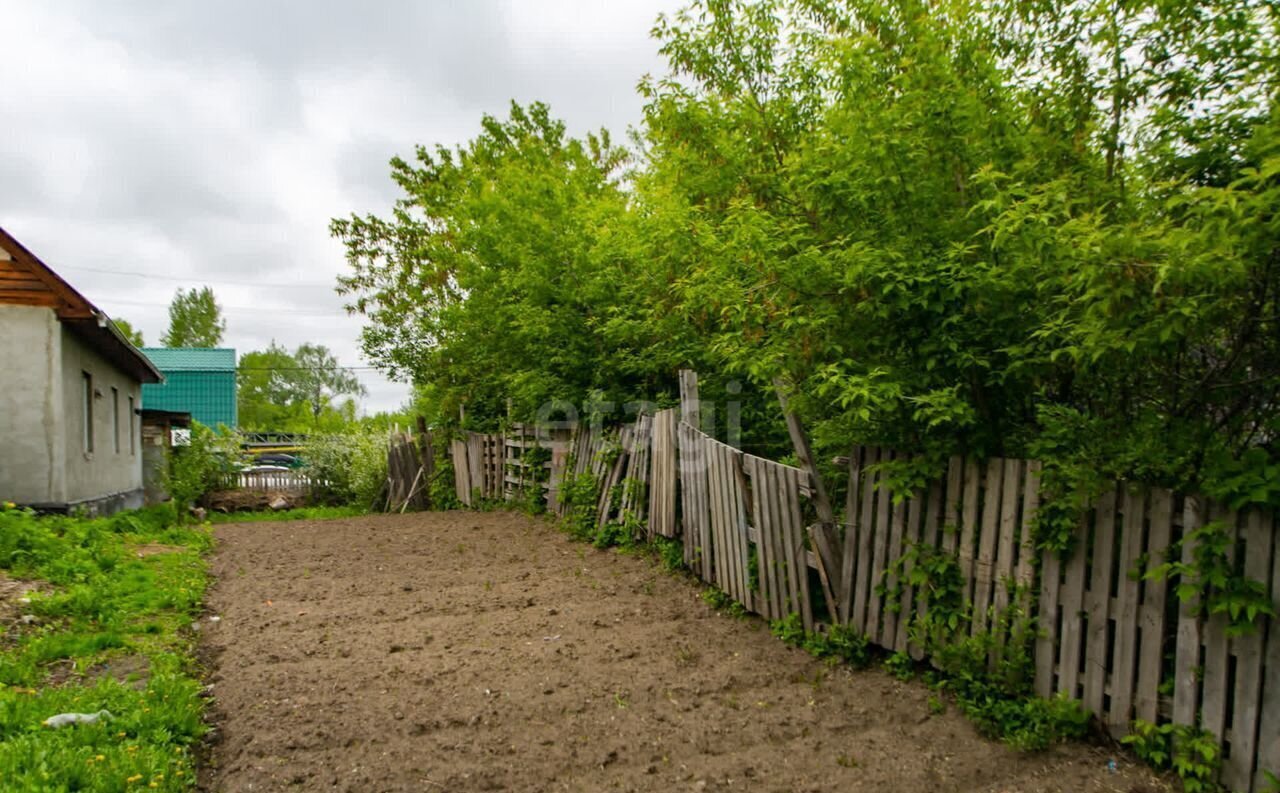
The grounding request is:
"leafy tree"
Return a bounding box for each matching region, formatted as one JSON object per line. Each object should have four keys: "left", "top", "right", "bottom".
{"left": 293, "top": 343, "right": 366, "bottom": 423}
{"left": 111, "top": 317, "right": 145, "bottom": 347}
{"left": 237, "top": 342, "right": 367, "bottom": 431}
{"left": 333, "top": 0, "right": 1280, "bottom": 515}
{"left": 161, "top": 287, "right": 226, "bottom": 348}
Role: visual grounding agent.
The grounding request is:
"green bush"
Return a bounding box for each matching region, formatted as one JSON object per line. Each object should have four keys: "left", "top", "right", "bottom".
{"left": 303, "top": 430, "right": 389, "bottom": 508}
{"left": 166, "top": 422, "right": 244, "bottom": 518}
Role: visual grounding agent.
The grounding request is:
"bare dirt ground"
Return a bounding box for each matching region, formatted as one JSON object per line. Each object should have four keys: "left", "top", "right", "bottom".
{"left": 199, "top": 511, "right": 1169, "bottom": 793}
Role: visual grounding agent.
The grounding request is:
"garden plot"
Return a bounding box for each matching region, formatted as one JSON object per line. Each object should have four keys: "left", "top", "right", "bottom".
{"left": 200, "top": 511, "right": 1168, "bottom": 793}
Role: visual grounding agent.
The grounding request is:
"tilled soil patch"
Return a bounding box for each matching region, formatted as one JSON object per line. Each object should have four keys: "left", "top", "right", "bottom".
{"left": 199, "top": 511, "right": 1168, "bottom": 793}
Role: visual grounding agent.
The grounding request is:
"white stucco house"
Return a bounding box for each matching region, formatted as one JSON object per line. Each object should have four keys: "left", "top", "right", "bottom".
{"left": 0, "top": 226, "right": 163, "bottom": 514}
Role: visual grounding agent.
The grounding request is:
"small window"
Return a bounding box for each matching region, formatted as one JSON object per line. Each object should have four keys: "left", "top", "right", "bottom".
{"left": 112, "top": 387, "right": 120, "bottom": 453}
{"left": 82, "top": 372, "right": 94, "bottom": 454}
{"left": 129, "top": 396, "right": 136, "bottom": 455}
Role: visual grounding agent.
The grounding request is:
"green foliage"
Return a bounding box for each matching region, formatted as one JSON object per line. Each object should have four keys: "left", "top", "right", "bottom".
{"left": 883, "top": 651, "right": 914, "bottom": 681}
{"left": 1123, "top": 720, "right": 1221, "bottom": 793}
{"left": 770, "top": 614, "right": 871, "bottom": 668}
{"left": 160, "top": 286, "right": 224, "bottom": 348}
{"left": 0, "top": 504, "right": 209, "bottom": 790}
{"left": 1148, "top": 519, "right": 1276, "bottom": 636}
{"left": 429, "top": 456, "right": 462, "bottom": 511}
{"left": 166, "top": 422, "right": 244, "bottom": 518}
{"left": 110, "top": 317, "right": 144, "bottom": 348}
{"left": 303, "top": 430, "right": 390, "bottom": 509}
{"left": 651, "top": 536, "right": 685, "bottom": 573}
{"left": 702, "top": 586, "right": 747, "bottom": 617}
{"left": 335, "top": 0, "right": 1280, "bottom": 520}
{"left": 557, "top": 472, "right": 600, "bottom": 542}
{"left": 238, "top": 342, "right": 367, "bottom": 432}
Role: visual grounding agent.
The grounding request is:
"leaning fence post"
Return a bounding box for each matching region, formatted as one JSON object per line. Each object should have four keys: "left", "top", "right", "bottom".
{"left": 773, "top": 377, "right": 842, "bottom": 622}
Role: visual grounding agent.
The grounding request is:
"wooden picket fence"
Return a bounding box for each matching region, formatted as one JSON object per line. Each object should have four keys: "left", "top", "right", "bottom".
{"left": 448, "top": 376, "right": 1280, "bottom": 791}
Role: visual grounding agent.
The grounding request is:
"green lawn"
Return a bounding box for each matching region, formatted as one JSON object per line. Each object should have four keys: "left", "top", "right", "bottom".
{"left": 0, "top": 503, "right": 211, "bottom": 791}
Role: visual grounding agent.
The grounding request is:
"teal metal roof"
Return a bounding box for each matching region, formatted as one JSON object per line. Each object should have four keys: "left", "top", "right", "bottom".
{"left": 141, "top": 348, "right": 238, "bottom": 429}
{"left": 140, "top": 347, "right": 237, "bottom": 371}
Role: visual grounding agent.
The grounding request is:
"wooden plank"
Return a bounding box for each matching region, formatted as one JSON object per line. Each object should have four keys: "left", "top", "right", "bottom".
{"left": 1057, "top": 512, "right": 1090, "bottom": 700}
{"left": 756, "top": 459, "right": 782, "bottom": 619}
{"left": 1225, "top": 508, "right": 1273, "bottom": 791}
{"left": 895, "top": 488, "right": 923, "bottom": 655}
{"left": 729, "top": 448, "right": 752, "bottom": 612}
{"left": 709, "top": 441, "right": 731, "bottom": 596}
{"left": 1200, "top": 504, "right": 1236, "bottom": 743}
{"left": 1108, "top": 487, "right": 1146, "bottom": 734}
{"left": 775, "top": 462, "right": 802, "bottom": 621}
{"left": 958, "top": 457, "right": 982, "bottom": 605}
{"left": 1172, "top": 495, "right": 1205, "bottom": 726}
{"left": 1135, "top": 489, "right": 1173, "bottom": 724}
{"left": 990, "top": 458, "right": 1023, "bottom": 651}
{"left": 914, "top": 478, "right": 945, "bottom": 660}
{"left": 971, "top": 458, "right": 1005, "bottom": 637}
{"left": 785, "top": 466, "right": 815, "bottom": 631}
{"left": 837, "top": 446, "right": 864, "bottom": 624}
{"left": 852, "top": 447, "right": 881, "bottom": 634}
{"left": 1016, "top": 461, "right": 1042, "bottom": 593}
{"left": 679, "top": 369, "right": 700, "bottom": 430}
{"left": 1255, "top": 509, "right": 1280, "bottom": 793}
{"left": 881, "top": 486, "right": 907, "bottom": 650}
{"left": 769, "top": 463, "right": 792, "bottom": 620}
{"left": 1083, "top": 486, "right": 1118, "bottom": 717}
{"left": 1035, "top": 544, "right": 1063, "bottom": 698}
{"left": 866, "top": 452, "right": 893, "bottom": 644}
{"left": 943, "top": 455, "right": 963, "bottom": 554}
{"left": 745, "top": 458, "right": 772, "bottom": 620}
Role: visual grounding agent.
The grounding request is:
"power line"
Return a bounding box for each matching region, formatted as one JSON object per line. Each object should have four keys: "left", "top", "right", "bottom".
{"left": 60, "top": 264, "right": 338, "bottom": 290}
{"left": 237, "top": 366, "right": 381, "bottom": 371}
{"left": 104, "top": 296, "right": 350, "bottom": 318}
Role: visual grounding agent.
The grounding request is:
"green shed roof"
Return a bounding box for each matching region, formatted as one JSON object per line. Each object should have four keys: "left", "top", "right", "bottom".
{"left": 140, "top": 348, "right": 238, "bottom": 429}
{"left": 140, "top": 348, "right": 237, "bottom": 371}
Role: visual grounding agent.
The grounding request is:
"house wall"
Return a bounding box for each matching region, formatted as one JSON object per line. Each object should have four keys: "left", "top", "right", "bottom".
{"left": 0, "top": 305, "right": 66, "bottom": 504}
{"left": 60, "top": 324, "right": 144, "bottom": 511}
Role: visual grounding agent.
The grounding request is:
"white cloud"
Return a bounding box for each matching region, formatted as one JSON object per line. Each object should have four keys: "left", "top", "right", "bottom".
{"left": 0, "top": 0, "right": 683, "bottom": 413}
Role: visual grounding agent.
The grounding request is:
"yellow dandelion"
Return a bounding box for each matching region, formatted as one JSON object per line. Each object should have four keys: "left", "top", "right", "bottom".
{"left": 126, "top": 774, "right": 143, "bottom": 784}
{"left": 96, "top": 755, "right": 105, "bottom": 762}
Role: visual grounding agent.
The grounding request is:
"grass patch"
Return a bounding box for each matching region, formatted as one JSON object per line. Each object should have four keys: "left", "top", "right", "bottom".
{"left": 0, "top": 502, "right": 210, "bottom": 791}
{"left": 206, "top": 505, "right": 366, "bottom": 524}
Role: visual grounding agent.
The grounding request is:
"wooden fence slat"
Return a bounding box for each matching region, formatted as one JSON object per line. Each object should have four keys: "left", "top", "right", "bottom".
{"left": 991, "top": 458, "right": 1022, "bottom": 655}
{"left": 866, "top": 451, "right": 893, "bottom": 642}
{"left": 760, "top": 459, "right": 785, "bottom": 619}
{"left": 1083, "top": 487, "right": 1118, "bottom": 717}
{"left": 958, "top": 457, "right": 982, "bottom": 606}
{"left": 1135, "top": 489, "right": 1173, "bottom": 724}
{"left": 880, "top": 491, "right": 906, "bottom": 650}
{"left": 972, "top": 457, "right": 1005, "bottom": 637}
{"left": 896, "top": 489, "right": 923, "bottom": 655}
{"left": 746, "top": 458, "right": 775, "bottom": 620}
{"left": 852, "top": 448, "right": 880, "bottom": 634}
{"left": 1226, "top": 509, "right": 1273, "bottom": 791}
{"left": 1201, "top": 505, "right": 1237, "bottom": 743}
{"left": 1057, "top": 512, "right": 1090, "bottom": 700}
{"left": 1173, "top": 496, "right": 1205, "bottom": 726}
{"left": 838, "top": 447, "right": 864, "bottom": 624}
{"left": 786, "top": 466, "right": 815, "bottom": 631}
{"left": 1108, "top": 487, "right": 1145, "bottom": 733}
{"left": 943, "top": 455, "right": 963, "bottom": 555}
{"left": 1255, "top": 510, "right": 1280, "bottom": 792}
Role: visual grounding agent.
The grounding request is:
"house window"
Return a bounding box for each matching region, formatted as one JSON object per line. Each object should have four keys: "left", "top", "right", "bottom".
{"left": 112, "top": 387, "right": 120, "bottom": 453}
{"left": 82, "top": 372, "right": 94, "bottom": 454}
{"left": 129, "top": 396, "right": 136, "bottom": 455}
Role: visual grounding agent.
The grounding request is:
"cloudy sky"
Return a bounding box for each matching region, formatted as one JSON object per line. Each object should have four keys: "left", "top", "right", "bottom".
{"left": 0, "top": 0, "right": 683, "bottom": 412}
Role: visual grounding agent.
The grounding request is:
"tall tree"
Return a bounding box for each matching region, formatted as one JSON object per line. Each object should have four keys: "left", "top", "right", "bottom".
{"left": 161, "top": 287, "right": 226, "bottom": 347}
{"left": 111, "top": 318, "right": 145, "bottom": 348}
{"left": 237, "top": 342, "right": 300, "bottom": 430}
{"left": 293, "top": 343, "right": 366, "bottom": 423}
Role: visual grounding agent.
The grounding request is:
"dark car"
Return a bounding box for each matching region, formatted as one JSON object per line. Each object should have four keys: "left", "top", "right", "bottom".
{"left": 253, "top": 453, "right": 300, "bottom": 468}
